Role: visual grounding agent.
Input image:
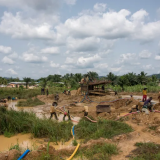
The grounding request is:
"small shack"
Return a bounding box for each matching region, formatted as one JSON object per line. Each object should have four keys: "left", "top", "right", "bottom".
{"left": 80, "top": 80, "right": 112, "bottom": 95}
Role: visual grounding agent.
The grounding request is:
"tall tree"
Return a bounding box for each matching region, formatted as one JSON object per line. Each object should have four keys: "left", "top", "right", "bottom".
{"left": 23, "top": 77, "right": 31, "bottom": 89}
{"left": 84, "top": 71, "right": 99, "bottom": 80}
{"left": 39, "top": 78, "right": 48, "bottom": 88}
{"left": 125, "top": 72, "right": 138, "bottom": 86}
{"left": 117, "top": 76, "right": 129, "bottom": 91}
{"left": 106, "top": 72, "right": 117, "bottom": 85}
{"left": 74, "top": 73, "right": 83, "bottom": 82}
{"left": 137, "top": 71, "right": 148, "bottom": 84}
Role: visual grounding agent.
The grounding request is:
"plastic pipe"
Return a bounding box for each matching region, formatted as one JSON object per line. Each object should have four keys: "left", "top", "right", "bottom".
{"left": 17, "top": 149, "right": 30, "bottom": 160}
{"left": 85, "top": 116, "right": 97, "bottom": 123}
{"left": 67, "top": 126, "right": 80, "bottom": 160}
{"left": 115, "top": 111, "right": 140, "bottom": 121}
{"left": 66, "top": 143, "right": 80, "bottom": 160}
{"left": 72, "top": 126, "right": 75, "bottom": 136}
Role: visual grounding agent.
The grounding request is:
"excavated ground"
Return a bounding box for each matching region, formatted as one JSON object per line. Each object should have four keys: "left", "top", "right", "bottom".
{"left": 1, "top": 91, "right": 160, "bottom": 160}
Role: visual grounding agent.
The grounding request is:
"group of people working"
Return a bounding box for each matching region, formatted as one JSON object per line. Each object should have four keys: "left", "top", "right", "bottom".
{"left": 129, "top": 88, "right": 160, "bottom": 114}
{"left": 63, "top": 90, "right": 71, "bottom": 95}
{"left": 50, "top": 101, "right": 88, "bottom": 121}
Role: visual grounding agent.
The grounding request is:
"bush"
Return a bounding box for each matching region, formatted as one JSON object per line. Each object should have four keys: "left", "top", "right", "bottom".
{"left": 0, "top": 88, "right": 41, "bottom": 99}
{"left": 76, "top": 143, "right": 118, "bottom": 160}
{"left": 0, "top": 107, "right": 72, "bottom": 142}
{"left": 75, "top": 118, "right": 133, "bottom": 141}
{"left": 130, "top": 142, "right": 160, "bottom": 160}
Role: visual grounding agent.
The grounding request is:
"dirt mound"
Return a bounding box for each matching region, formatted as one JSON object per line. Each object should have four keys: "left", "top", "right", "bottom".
{"left": 0, "top": 149, "right": 21, "bottom": 160}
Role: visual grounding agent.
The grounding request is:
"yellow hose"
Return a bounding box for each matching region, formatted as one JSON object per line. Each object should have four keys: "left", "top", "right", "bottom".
{"left": 66, "top": 143, "right": 80, "bottom": 160}
{"left": 66, "top": 126, "right": 80, "bottom": 160}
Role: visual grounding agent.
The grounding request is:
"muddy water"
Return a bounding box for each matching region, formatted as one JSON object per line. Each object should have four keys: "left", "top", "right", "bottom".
{"left": 0, "top": 134, "right": 76, "bottom": 152}
{"left": 0, "top": 101, "right": 81, "bottom": 152}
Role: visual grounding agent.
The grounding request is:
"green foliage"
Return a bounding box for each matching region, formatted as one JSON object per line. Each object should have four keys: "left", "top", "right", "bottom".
{"left": 47, "top": 74, "right": 62, "bottom": 82}
{"left": 84, "top": 71, "right": 99, "bottom": 80}
{"left": 9, "top": 140, "right": 20, "bottom": 151}
{"left": 0, "top": 77, "right": 8, "bottom": 85}
{"left": 4, "top": 131, "right": 14, "bottom": 138}
{"left": 0, "top": 107, "right": 73, "bottom": 141}
{"left": 76, "top": 143, "right": 118, "bottom": 160}
{"left": 106, "top": 72, "right": 117, "bottom": 85}
{"left": 130, "top": 142, "right": 160, "bottom": 160}
{"left": 109, "top": 84, "right": 160, "bottom": 93}
{"left": 72, "top": 139, "right": 78, "bottom": 146}
{"left": 23, "top": 77, "right": 31, "bottom": 89}
{"left": 39, "top": 78, "right": 48, "bottom": 88}
{"left": 17, "top": 98, "right": 45, "bottom": 107}
{"left": 75, "top": 118, "right": 133, "bottom": 141}
{"left": 0, "top": 88, "right": 40, "bottom": 99}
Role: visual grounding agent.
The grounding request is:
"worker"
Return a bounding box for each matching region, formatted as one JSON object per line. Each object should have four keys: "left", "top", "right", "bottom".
{"left": 63, "top": 90, "right": 67, "bottom": 95}
{"left": 102, "top": 85, "right": 105, "bottom": 91}
{"left": 142, "top": 88, "right": 147, "bottom": 102}
{"left": 158, "top": 92, "right": 160, "bottom": 103}
{"left": 63, "top": 109, "right": 71, "bottom": 121}
{"left": 50, "top": 102, "right": 58, "bottom": 120}
{"left": 54, "top": 94, "right": 59, "bottom": 102}
{"left": 46, "top": 89, "right": 49, "bottom": 96}
{"left": 142, "top": 97, "right": 152, "bottom": 114}
{"left": 83, "top": 106, "right": 88, "bottom": 116}
{"left": 129, "top": 105, "right": 139, "bottom": 113}
{"left": 68, "top": 90, "right": 71, "bottom": 95}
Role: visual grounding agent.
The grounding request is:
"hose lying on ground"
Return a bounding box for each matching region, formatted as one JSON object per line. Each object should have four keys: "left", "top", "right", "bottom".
{"left": 84, "top": 116, "right": 97, "bottom": 123}
{"left": 17, "top": 150, "right": 30, "bottom": 160}
{"left": 67, "top": 125, "right": 80, "bottom": 160}
{"left": 115, "top": 111, "right": 140, "bottom": 121}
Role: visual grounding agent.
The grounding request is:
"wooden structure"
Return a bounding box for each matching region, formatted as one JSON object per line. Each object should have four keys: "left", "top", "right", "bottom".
{"left": 80, "top": 80, "right": 112, "bottom": 95}
{"left": 96, "top": 105, "right": 111, "bottom": 113}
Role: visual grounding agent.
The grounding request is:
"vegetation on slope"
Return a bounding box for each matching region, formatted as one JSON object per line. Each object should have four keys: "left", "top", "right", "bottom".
{"left": 130, "top": 142, "right": 160, "bottom": 160}
{"left": 75, "top": 117, "right": 133, "bottom": 141}
{"left": 17, "top": 98, "right": 45, "bottom": 107}
{"left": 0, "top": 107, "right": 72, "bottom": 142}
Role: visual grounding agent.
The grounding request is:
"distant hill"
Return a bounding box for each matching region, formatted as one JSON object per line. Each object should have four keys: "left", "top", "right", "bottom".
{"left": 148, "top": 74, "right": 160, "bottom": 79}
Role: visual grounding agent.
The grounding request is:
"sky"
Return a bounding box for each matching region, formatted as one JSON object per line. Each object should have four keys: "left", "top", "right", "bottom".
{"left": 0, "top": 0, "right": 160, "bottom": 79}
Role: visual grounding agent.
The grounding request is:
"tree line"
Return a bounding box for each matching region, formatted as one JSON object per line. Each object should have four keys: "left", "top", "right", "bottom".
{"left": 0, "top": 71, "right": 159, "bottom": 90}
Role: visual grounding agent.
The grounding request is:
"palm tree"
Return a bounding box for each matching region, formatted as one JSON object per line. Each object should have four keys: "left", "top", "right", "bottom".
{"left": 74, "top": 73, "right": 83, "bottom": 82}
{"left": 23, "top": 77, "right": 31, "bottom": 89}
{"left": 40, "top": 78, "right": 48, "bottom": 88}
{"left": 117, "top": 76, "right": 129, "bottom": 91}
{"left": 137, "top": 71, "right": 148, "bottom": 85}
{"left": 125, "top": 72, "right": 138, "bottom": 86}
{"left": 106, "top": 72, "right": 117, "bottom": 85}
{"left": 84, "top": 71, "right": 99, "bottom": 80}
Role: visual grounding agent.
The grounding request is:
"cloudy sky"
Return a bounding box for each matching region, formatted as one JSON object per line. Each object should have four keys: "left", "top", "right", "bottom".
{"left": 0, "top": 0, "right": 160, "bottom": 79}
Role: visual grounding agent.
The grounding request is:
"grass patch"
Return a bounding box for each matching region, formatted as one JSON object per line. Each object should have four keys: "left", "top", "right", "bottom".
{"left": 0, "top": 107, "right": 72, "bottom": 142}
{"left": 0, "top": 88, "right": 41, "bottom": 99}
{"left": 9, "top": 141, "right": 20, "bottom": 151}
{"left": 129, "top": 142, "right": 160, "bottom": 160}
{"left": 75, "top": 143, "right": 118, "bottom": 160}
{"left": 72, "top": 139, "right": 78, "bottom": 146}
{"left": 75, "top": 118, "right": 133, "bottom": 141}
{"left": 17, "top": 98, "right": 45, "bottom": 107}
{"left": 4, "top": 131, "right": 14, "bottom": 138}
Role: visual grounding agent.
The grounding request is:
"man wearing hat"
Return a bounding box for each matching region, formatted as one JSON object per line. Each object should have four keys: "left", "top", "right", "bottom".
{"left": 142, "top": 88, "right": 147, "bottom": 102}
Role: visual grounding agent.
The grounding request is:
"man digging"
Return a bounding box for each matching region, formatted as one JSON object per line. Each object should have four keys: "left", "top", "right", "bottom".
{"left": 50, "top": 102, "right": 59, "bottom": 120}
